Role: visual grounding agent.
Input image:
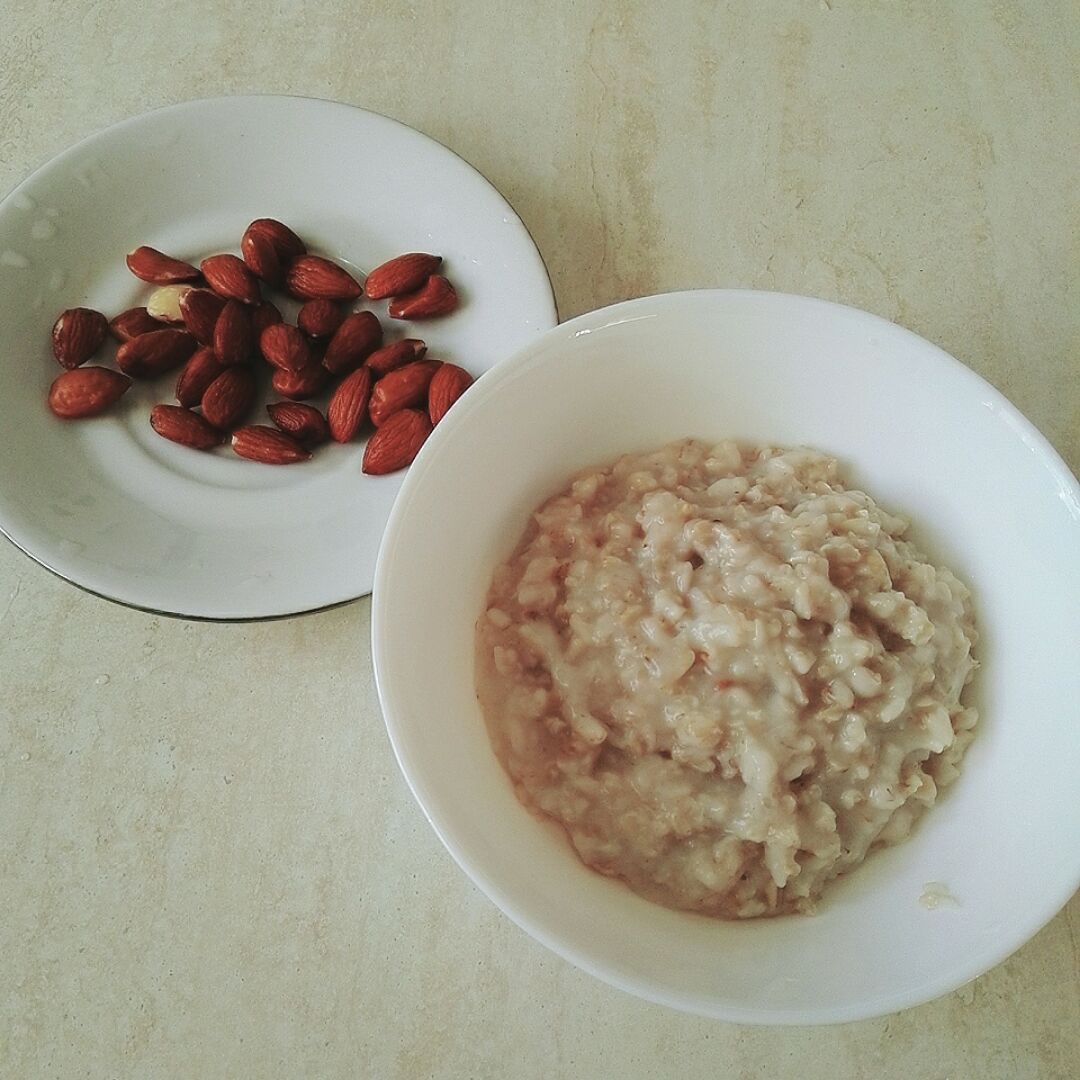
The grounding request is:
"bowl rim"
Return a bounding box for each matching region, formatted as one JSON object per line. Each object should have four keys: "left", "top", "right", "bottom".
{"left": 372, "top": 288, "right": 1080, "bottom": 1024}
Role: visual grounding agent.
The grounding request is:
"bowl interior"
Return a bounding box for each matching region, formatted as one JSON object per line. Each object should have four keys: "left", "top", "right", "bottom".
{"left": 373, "top": 290, "right": 1080, "bottom": 1023}
{"left": 0, "top": 96, "right": 554, "bottom": 618}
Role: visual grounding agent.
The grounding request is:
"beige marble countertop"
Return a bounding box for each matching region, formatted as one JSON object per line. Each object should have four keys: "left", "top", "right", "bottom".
{"left": 1, "top": 3, "right": 1077, "bottom": 1077}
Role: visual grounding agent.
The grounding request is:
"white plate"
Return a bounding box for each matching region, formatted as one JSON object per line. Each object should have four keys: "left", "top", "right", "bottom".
{"left": 0, "top": 96, "right": 556, "bottom": 619}
{"left": 373, "top": 290, "right": 1080, "bottom": 1024}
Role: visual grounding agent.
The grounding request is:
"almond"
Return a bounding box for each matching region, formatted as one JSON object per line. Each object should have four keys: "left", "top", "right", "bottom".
{"left": 231, "top": 425, "right": 311, "bottom": 464}
{"left": 267, "top": 402, "right": 330, "bottom": 446}
{"left": 323, "top": 311, "right": 383, "bottom": 375}
{"left": 364, "top": 253, "right": 442, "bottom": 300}
{"left": 240, "top": 229, "right": 282, "bottom": 285}
{"left": 146, "top": 284, "right": 193, "bottom": 324}
{"left": 259, "top": 323, "right": 313, "bottom": 371}
{"left": 244, "top": 218, "right": 306, "bottom": 262}
{"left": 116, "top": 328, "right": 197, "bottom": 378}
{"left": 362, "top": 408, "right": 431, "bottom": 475}
{"left": 284, "top": 255, "right": 363, "bottom": 301}
{"left": 200, "top": 253, "right": 261, "bottom": 305}
{"left": 109, "top": 307, "right": 164, "bottom": 343}
{"left": 271, "top": 363, "right": 327, "bottom": 401}
{"left": 180, "top": 288, "right": 227, "bottom": 345}
{"left": 250, "top": 300, "right": 283, "bottom": 340}
{"left": 48, "top": 366, "right": 131, "bottom": 419}
{"left": 297, "top": 298, "right": 343, "bottom": 339}
{"left": 201, "top": 366, "right": 255, "bottom": 430}
{"left": 326, "top": 366, "right": 373, "bottom": 443}
{"left": 368, "top": 359, "right": 441, "bottom": 426}
{"left": 126, "top": 246, "right": 200, "bottom": 284}
{"left": 427, "top": 363, "right": 474, "bottom": 425}
{"left": 51, "top": 307, "right": 108, "bottom": 369}
{"left": 175, "top": 347, "right": 225, "bottom": 408}
{"left": 213, "top": 300, "right": 254, "bottom": 366}
{"left": 150, "top": 403, "right": 222, "bottom": 450}
{"left": 364, "top": 338, "right": 427, "bottom": 377}
{"left": 388, "top": 275, "right": 458, "bottom": 320}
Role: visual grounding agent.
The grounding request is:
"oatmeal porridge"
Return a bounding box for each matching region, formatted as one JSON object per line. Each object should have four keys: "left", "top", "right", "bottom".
{"left": 476, "top": 439, "right": 978, "bottom": 918}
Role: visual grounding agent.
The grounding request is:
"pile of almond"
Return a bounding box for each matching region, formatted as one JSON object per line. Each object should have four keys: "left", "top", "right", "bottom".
{"left": 46, "top": 220, "right": 473, "bottom": 473}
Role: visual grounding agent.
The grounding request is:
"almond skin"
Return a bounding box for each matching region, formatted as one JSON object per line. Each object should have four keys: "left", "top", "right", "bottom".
{"left": 150, "top": 404, "right": 222, "bottom": 450}
{"left": 297, "top": 299, "right": 344, "bottom": 339}
{"left": 201, "top": 366, "right": 255, "bottom": 430}
{"left": 267, "top": 402, "right": 330, "bottom": 446}
{"left": 109, "top": 307, "right": 164, "bottom": 343}
{"left": 250, "top": 300, "right": 283, "bottom": 340}
{"left": 52, "top": 307, "right": 108, "bottom": 369}
{"left": 364, "top": 339, "right": 427, "bottom": 377}
{"left": 116, "top": 329, "right": 197, "bottom": 378}
{"left": 388, "top": 275, "right": 458, "bottom": 320}
{"left": 259, "top": 323, "right": 313, "bottom": 371}
{"left": 241, "top": 229, "right": 282, "bottom": 285}
{"left": 213, "top": 300, "right": 254, "bottom": 366}
{"left": 326, "top": 366, "right": 373, "bottom": 443}
{"left": 364, "top": 253, "right": 442, "bottom": 300}
{"left": 362, "top": 408, "right": 431, "bottom": 475}
{"left": 48, "top": 366, "right": 131, "bottom": 419}
{"left": 427, "top": 363, "right": 474, "bottom": 425}
{"left": 244, "top": 219, "right": 306, "bottom": 261}
{"left": 175, "top": 347, "right": 225, "bottom": 408}
{"left": 270, "top": 363, "right": 327, "bottom": 401}
{"left": 284, "top": 255, "right": 363, "bottom": 301}
{"left": 323, "top": 311, "right": 383, "bottom": 375}
{"left": 200, "top": 254, "right": 261, "bottom": 305}
{"left": 368, "top": 359, "right": 441, "bottom": 426}
{"left": 180, "top": 288, "right": 228, "bottom": 345}
{"left": 231, "top": 425, "right": 311, "bottom": 464}
{"left": 126, "top": 246, "right": 200, "bottom": 284}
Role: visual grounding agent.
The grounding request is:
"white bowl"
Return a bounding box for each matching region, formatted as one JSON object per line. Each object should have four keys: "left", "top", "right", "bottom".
{"left": 372, "top": 290, "right": 1080, "bottom": 1024}
{"left": 0, "top": 96, "right": 555, "bottom": 619}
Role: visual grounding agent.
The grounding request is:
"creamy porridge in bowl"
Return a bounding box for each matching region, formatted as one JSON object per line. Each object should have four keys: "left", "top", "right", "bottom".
{"left": 373, "top": 291, "right": 1080, "bottom": 1022}
{"left": 477, "top": 439, "right": 978, "bottom": 918}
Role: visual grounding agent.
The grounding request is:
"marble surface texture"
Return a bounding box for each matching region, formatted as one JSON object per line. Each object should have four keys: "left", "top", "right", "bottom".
{"left": 1, "top": 2, "right": 1077, "bottom": 1078}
